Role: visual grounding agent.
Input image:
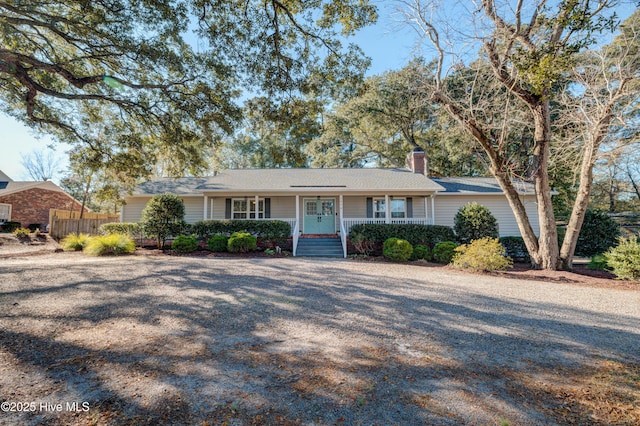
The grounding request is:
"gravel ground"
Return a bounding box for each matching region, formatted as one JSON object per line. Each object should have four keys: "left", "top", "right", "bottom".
{"left": 1, "top": 252, "right": 639, "bottom": 425}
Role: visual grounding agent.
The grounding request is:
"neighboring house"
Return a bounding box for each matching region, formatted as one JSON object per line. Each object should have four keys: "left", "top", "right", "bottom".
{"left": 122, "top": 149, "right": 541, "bottom": 257}
{"left": 0, "top": 170, "right": 86, "bottom": 229}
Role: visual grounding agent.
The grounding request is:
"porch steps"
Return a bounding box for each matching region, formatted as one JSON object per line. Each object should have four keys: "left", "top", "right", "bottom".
{"left": 296, "top": 237, "right": 344, "bottom": 257}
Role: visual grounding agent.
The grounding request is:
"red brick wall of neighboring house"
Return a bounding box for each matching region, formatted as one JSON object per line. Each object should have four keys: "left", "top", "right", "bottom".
{"left": 0, "top": 188, "right": 86, "bottom": 228}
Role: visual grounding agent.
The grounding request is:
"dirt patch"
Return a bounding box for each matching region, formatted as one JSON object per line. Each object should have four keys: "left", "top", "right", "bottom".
{"left": 0, "top": 253, "right": 638, "bottom": 425}
{"left": 0, "top": 233, "right": 61, "bottom": 258}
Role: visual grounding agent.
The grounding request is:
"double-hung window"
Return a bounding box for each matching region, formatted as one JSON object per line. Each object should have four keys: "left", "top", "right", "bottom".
{"left": 232, "top": 198, "right": 264, "bottom": 219}
{"left": 373, "top": 197, "right": 406, "bottom": 219}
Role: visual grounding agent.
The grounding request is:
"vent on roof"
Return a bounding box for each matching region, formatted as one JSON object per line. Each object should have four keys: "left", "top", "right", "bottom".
{"left": 0, "top": 182, "right": 8, "bottom": 190}
{"left": 290, "top": 185, "right": 347, "bottom": 188}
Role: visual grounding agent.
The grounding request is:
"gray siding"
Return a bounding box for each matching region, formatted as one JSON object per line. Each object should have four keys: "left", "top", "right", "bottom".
{"left": 433, "top": 195, "right": 539, "bottom": 237}
{"left": 121, "top": 197, "right": 150, "bottom": 223}
{"left": 122, "top": 196, "right": 204, "bottom": 224}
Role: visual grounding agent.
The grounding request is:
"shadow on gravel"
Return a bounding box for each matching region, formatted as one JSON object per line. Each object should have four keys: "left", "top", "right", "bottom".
{"left": 0, "top": 257, "right": 638, "bottom": 425}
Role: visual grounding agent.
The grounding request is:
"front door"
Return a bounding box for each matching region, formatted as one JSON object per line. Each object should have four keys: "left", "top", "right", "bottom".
{"left": 303, "top": 198, "right": 335, "bottom": 234}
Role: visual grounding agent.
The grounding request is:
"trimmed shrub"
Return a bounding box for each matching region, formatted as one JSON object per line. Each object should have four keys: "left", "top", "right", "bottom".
{"left": 603, "top": 236, "right": 640, "bottom": 281}
{"left": 171, "top": 235, "right": 199, "bottom": 253}
{"left": 411, "top": 244, "right": 432, "bottom": 261}
{"left": 349, "top": 224, "right": 455, "bottom": 251}
{"left": 141, "top": 194, "right": 186, "bottom": 249}
{"left": 433, "top": 241, "right": 458, "bottom": 264}
{"left": 452, "top": 237, "right": 513, "bottom": 271}
{"left": 99, "top": 222, "right": 144, "bottom": 239}
{"left": 383, "top": 238, "right": 413, "bottom": 262}
{"left": 83, "top": 234, "right": 136, "bottom": 256}
{"left": 1, "top": 221, "right": 21, "bottom": 232}
{"left": 227, "top": 231, "right": 257, "bottom": 253}
{"left": 575, "top": 210, "right": 620, "bottom": 257}
{"left": 454, "top": 202, "right": 499, "bottom": 244}
{"left": 207, "top": 234, "right": 229, "bottom": 252}
{"left": 61, "top": 233, "right": 92, "bottom": 251}
{"left": 193, "top": 220, "right": 290, "bottom": 240}
{"left": 27, "top": 223, "right": 41, "bottom": 232}
{"left": 499, "top": 236, "right": 531, "bottom": 263}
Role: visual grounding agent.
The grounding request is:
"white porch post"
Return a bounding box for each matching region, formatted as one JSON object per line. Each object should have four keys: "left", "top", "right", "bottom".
{"left": 295, "top": 195, "right": 299, "bottom": 229}
{"left": 384, "top": 194, "right": 390, "bottom": 224}
{"left": 424, "top": 196, "right": 429, "bottom": 224}
{"left": 339, "top": 195, "right": 344, "bottom": 226}
{"left": 203, "top": 195, "right": 208, "bottom": 220}
{"left": 431, "top": 195, "right": 436, "bottom": 225}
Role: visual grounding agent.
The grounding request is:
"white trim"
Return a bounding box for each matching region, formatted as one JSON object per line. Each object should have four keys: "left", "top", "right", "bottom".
{"left": 232, "top": 197, "right": 264, "bottom": 219}
{"left": 0, "top": 203, "right": 12, "bottom": 222}
{"left": 203, "top": 195, "right": 208, "bottom": 220}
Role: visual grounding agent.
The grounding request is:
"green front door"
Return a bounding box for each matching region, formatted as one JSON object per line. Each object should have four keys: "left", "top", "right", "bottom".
{"left": 303, "top": 198, "right": 335, "bottom": 234}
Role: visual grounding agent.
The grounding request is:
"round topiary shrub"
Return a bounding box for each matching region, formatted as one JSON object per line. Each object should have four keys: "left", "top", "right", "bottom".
{"left": 228, "top": 231, "right": 257, "bottom": 253}
{"left": 171, "top": 235, "right": 198, "bottom": 253}
{"left": 454, "top": 202, "right": 499, "bottom": 244}
{"left": 575, "top": 209, "right": 620, "bottom": 257}
{"left": 383, "top": 238, "right": 413, "bottom": 262}
{"left": 433, "top": 241, "right": 458, "bottom": 264}
{"left": 410, "top": 244, "right": 432, "bottom": 261}
{"left": 207, "top": 234, "right": 229, "bottom": 252}
{"left": 141, "top": 193, "right": 186, "bottom": 249}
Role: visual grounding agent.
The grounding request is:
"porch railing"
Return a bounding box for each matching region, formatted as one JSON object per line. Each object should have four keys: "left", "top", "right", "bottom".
{"left": 342, "top": 217, "right": 433, "bottom": 235}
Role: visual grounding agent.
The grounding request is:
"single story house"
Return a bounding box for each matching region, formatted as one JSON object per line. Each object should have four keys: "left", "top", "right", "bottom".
{"left": 0, "top": 170, "right": 86, "bottom": 230}
{"left": 121, "top": 149, "right": 540, "bottom": 256}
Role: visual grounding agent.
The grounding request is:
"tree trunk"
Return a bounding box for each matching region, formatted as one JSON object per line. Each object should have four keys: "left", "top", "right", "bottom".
{"left": 559, "top": 142, "right": 597, "bottom": 270}
{"left": 531, "top": 100, "right": 560, "bottom": 270}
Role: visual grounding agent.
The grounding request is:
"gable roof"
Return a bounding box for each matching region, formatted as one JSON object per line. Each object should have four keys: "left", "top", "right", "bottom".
{"left": 0, "top": 179, "right": 70, "bottom": 198}
{"left": 431, "top": 177, "right": 536, "bottom": 195}
{"left": 0, "top": 170, "right": 13, "bottom": 184}
{"left": 132, "top": 168, "right": 446, "bottom": 196}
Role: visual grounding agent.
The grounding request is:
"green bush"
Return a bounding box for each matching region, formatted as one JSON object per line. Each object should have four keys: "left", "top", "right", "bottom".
{"left": 27, "top": 223, "right": 41, "bottom": 232}
{"left": 603, "top": 236, "right": 640, "bottom": 281}
{"left": 1, "top": 221, "right": 21, "bottom": 232}
{"left": 349, "top": 224, "right": 455, "bottom": 250}
{"left": 13, "top": 227, "right": 30, "bottom": 238}
{"left": 433, "top": 241, "right": 458, "bottom": 264}
{"left": 141, "top": 193, "right": 186, "bottom": 249}
{"left": 410, "top": 244, "right": 432, "bottom": 261}
{"left": 499, "top": 236, "right": 531, "bottom": 263}
{"left": 193, "top": 220, "right": 290, "bottom": 240}
{"left": 452, "top": 237, "right": 513, "bottom": 271}
{"left": 351, "top": 234, "right": 376, "bottom": 256}
{"left": 383, "top": 238, "right": 413, "bottom": 262}
{"left": 171, "top": 235, "right": 199, "bottom": 253}
{"left": 99, "top": 222, "right": 144, "bottom": 239}
{"left": 587, "top": 254, "right": 610, "bottom": 271}
{"left": 207, "top": 234, "right": 229, "bottom": 252}
{"left": 454, "top": 202, "right": 499, "bottom": 244}
{"left": 575, "top": 210, "right": 620, "bottom": 257}
{"left": 83, "top": 234, "right": 136, "bottom": 256}
{"left": 227, "top": 231, "right": 257, "bottom": 253}
{"left": 61, "top": 233, "right": 92, "bottom": 251}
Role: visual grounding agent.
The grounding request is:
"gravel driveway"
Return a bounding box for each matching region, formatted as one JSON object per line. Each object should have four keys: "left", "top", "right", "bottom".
{"left": 1, "top": 253, "right": 639, "bottom": 425}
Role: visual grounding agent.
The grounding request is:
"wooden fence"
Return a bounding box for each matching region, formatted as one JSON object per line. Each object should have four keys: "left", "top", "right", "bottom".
{"left": 49, "top": 209, "right": 120, "bottom": 240}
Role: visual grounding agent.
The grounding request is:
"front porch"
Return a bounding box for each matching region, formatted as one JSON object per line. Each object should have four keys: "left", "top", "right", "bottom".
{"left": 202, "top": 194, "right": 436, "bottom": 257}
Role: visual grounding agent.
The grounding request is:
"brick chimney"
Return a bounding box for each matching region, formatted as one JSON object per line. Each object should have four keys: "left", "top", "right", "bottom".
{"left": 406, "top": 147, "right": 428, "bottom": 176}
